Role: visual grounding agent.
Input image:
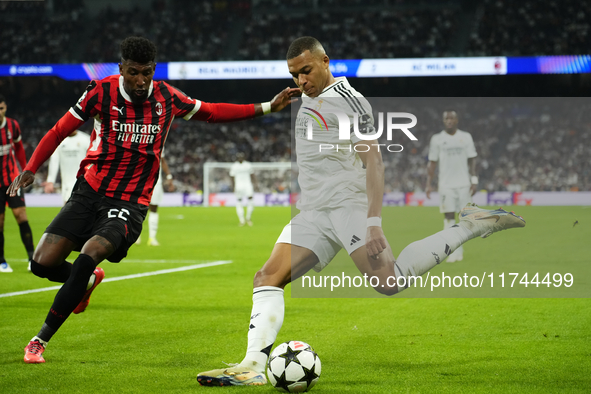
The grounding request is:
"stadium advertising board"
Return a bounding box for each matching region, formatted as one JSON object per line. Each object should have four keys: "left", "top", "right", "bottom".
{"left": 2, "top": 56, "right": 589, "bottom": 80}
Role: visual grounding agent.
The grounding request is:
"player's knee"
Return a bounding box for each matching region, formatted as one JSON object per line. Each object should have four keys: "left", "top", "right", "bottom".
{"left": 253, "top": 268, "right": 269, "bottom": 287}
{"left": 13, "top": 208, "right": 27, "bottom": 223}
{"left": 374, "top": 283, "right": 398, "bottom": 296}
{"left": 30, "top": 260, "right": 52, "bottom": 279}
{"left": 253, "top": 267, "right": 286, "bottom": 288}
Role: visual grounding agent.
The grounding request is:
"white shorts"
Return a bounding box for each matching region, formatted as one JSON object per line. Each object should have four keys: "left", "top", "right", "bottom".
{"left": 61, "top": 181, "right": 76, "bottom": 204}
{"left": 276, "top": 204, "right": 367, "bottom": 272}
{"left": 439, "top": 186, "right": 472, "bottom": 213}
{"left": 150, "top": 175, "right": 164, "bottom": 206}
{"left": 235, "top": 185, "right": 254, "bottom": 200}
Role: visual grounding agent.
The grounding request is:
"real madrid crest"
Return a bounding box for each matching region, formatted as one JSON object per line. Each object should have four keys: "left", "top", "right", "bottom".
{"left": 315, "top": 99, "right": 323, "bottom": 111}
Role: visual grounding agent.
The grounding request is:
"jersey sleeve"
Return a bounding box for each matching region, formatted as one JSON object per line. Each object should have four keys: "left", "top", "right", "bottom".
{"left": 466, "top": 132, "right": 477, "bottom": 158}
{"left": 349, "top": 112, "right": 377, "bottom": 144}
{"left": 341, "top": 96, "right": 375, "bottom": 144}
{"left": 247, "top": 163, "right": 254, "bottom": 174}
{"left": 11, "top": 119, "right": 22, "bottom": 143}
{"left": 428, "top": 134, "right": 439, "bottom": 162}
{"left": 165, "top": 83, "right": 201, "bottom": 120}
{"left": 70, "top": 81, "right": 100, "bottom": 122}
{"left": 229, "top": 163, "right": 237, "bottom": 177}
{"left": 24, "top": 111, "right": 85, "bottom": 174}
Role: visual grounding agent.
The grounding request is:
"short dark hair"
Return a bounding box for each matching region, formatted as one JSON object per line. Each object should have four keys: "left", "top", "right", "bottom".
{"left": 120, "top": 36, "right": 157, "bottom": 63}
{"left": 286, "top": 36, "right": 324, "bottom": 60}
{"left": 0, "top": 94, "right": 5, "bottom": 104}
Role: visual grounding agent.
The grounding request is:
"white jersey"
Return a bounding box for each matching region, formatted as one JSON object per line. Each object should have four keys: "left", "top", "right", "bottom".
{"left": 47, "top": 131, "right": 91, "bottom": 201}
{"left": 230, "top": 161, "right": 254, "bottom": 190}
{"left": 428, "top": 129, "right": 477, "bottom": 189}
{"left": 294, "top": 77, "right": 376, "bottom": 211}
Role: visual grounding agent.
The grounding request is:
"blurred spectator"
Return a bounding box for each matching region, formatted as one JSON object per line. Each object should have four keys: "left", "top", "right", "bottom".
{"left": 468, "top": 0, "right": 591, "bottom": 56}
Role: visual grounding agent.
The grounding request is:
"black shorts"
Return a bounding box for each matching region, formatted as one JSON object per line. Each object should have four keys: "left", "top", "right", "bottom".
{"left": 45, "top": 177, "right": 148, "bottom": 263}
{"left": 0, "top": 185, "right": 26, "bottom": 214}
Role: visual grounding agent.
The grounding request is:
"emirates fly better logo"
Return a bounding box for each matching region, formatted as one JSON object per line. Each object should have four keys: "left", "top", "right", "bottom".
{"left": 301, "top": 108, "right": 418, "bottom": 153}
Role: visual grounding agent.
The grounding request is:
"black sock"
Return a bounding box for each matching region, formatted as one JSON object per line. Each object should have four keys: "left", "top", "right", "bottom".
{"left": 30, "top": 260, "right": 73, "bottom": 283}
{"left": 44, "top": 254, "right": 96, "bottom": 332}
{"left": 36, "top": 323, "right": 57, "bottom": 343}
{"left": 0, "top": 231, "right": 4, "bottom": 262}
{"left": 18, "top": 221, "right": 35, "bottom": 259}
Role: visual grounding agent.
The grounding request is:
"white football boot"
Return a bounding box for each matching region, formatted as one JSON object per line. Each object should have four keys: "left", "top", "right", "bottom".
{"left": 197, "top": 364, "right": 267, "bottom": 386}
{"left": 459, "top": 203, "right": 526, "bottom": 238}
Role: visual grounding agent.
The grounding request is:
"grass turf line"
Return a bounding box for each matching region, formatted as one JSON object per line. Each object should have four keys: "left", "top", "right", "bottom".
{"left": 1, "top": 206, "right": 589, "bottom": 393}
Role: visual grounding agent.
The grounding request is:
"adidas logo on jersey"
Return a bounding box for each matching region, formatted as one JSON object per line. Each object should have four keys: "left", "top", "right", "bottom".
{"left": 350, "top": 235, "right": 361, "bottom": 246}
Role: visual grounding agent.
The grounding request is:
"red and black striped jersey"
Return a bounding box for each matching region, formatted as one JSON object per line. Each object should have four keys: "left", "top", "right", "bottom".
{"left": 0, "top": 116, "right": 22, "bottom": 187}
{"left": 69, "top": 75, "right": 200, "bottom": 205}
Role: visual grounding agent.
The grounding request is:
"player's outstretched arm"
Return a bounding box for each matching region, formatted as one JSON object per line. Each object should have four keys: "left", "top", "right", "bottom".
{"left": 8, "top": 111, "right": 83, "bottom": 196}
{"left": 260, "top": 87, "right": 301, "bottom": 115}
{"left": 193, "top": 87, "right": 301, "bottom": 123}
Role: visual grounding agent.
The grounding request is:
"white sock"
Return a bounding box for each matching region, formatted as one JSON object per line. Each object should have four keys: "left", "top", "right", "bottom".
{"left": 236, "top": 201, "right": 245, "bottom": 223}
{"left": 86, "top": 273, "right": 96, "bottom": 290}
{"left": 395, "top": 226, "right": 473, "bottom": 290}
{"left": 240, "top": 286, "right": 284, "bottom": 373}
{"left": 444, "top": 218, "right": 464, "bottom": 257}
{"left": 444, "top": 218, "right": 455, "bottom": 230}
{"left": 246, "top": 200, "right": 254, "bottom": 221}
{"left": 149, "top": 212, "right": 159, "bottom": 240}
{"left": 32, "top": 336, "right": 48, "bottom": 347}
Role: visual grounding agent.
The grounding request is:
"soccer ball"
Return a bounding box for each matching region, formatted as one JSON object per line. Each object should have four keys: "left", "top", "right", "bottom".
{"left": 267, "top": 341, "right": 321, "bottom": 393}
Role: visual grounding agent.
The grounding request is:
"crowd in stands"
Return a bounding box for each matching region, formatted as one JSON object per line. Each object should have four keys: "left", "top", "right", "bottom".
{"left": 13, "top": 98, "right": 591, "bottom": 194}
{"left": 468, "top": 0, "right": 591, "bottom": 57}
{"left": 2, "top": 0, "right": 590, "bottom": 194}
{"left": 1, "top": 0, "right": 589, "bottom": 63}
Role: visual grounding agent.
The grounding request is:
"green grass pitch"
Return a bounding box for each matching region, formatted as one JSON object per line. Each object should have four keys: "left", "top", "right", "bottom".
{"left": 1, "top": 205, "right": 590, "bottom": 393}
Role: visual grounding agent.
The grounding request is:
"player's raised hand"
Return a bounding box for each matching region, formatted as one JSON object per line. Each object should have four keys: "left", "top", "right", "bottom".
{"left": 7, "top": 171, "right": 35, "bottom": 197}
{"left": 270, "top": 87, "right": 301, "bottom": 113}
{"left": 365, "top": 226, "right": 389, "bottom": 260}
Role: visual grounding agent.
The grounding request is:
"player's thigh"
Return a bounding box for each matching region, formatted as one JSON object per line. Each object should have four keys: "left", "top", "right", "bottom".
{"left": 11, "top": 206, "right": 27, "bottom": 223}
{"left": 45, "top": 189, "right": 100, "bottom": 248}
{"left": 34, "top": 233, "right": 77, "bottom": 266}
{"left": 330, "top": 205, "right": 398, "bottom": 294}
{"left": 5, "top": 186, "right": 26, "bottom": 219}
{"left": 350, "top": 245, "right": 398, "bottom": 295}
{"left": 439, "top": 188, "right": 459, "bottom": 214}
{"left": 254, "top": 242, "right": 319, "bottom": 289}
{"left": 92, "top": 199, "right": 147, "bottom": 263}
{"left": 457, "top": 186, "right": 472, "bottom": 208}
{"left": 234, "top": 188, "right": 246, "bottom": 201}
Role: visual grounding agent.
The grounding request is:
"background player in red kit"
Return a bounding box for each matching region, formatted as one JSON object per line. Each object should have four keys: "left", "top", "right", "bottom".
{"left": 0, "top": 94, "right": 35, "bottom": 273}
{"left": 8, "top": 36, "right": 299, "bottom": 364}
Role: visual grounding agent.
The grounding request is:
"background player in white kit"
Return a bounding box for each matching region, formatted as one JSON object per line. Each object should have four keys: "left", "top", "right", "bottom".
{"left": 230, "top": 152, "right": 257, "bottom": 226}
{"left": 136, "top": 155, "right": 172, "bottom": 246}
{"left": 44, "top": 130, "right": 91, "bottom": 204}
{"left": 425, "top": 111, "right": 478, "bottom": 262}
{"left": 197, "top": 36, "right": 525, "bottom": 387}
